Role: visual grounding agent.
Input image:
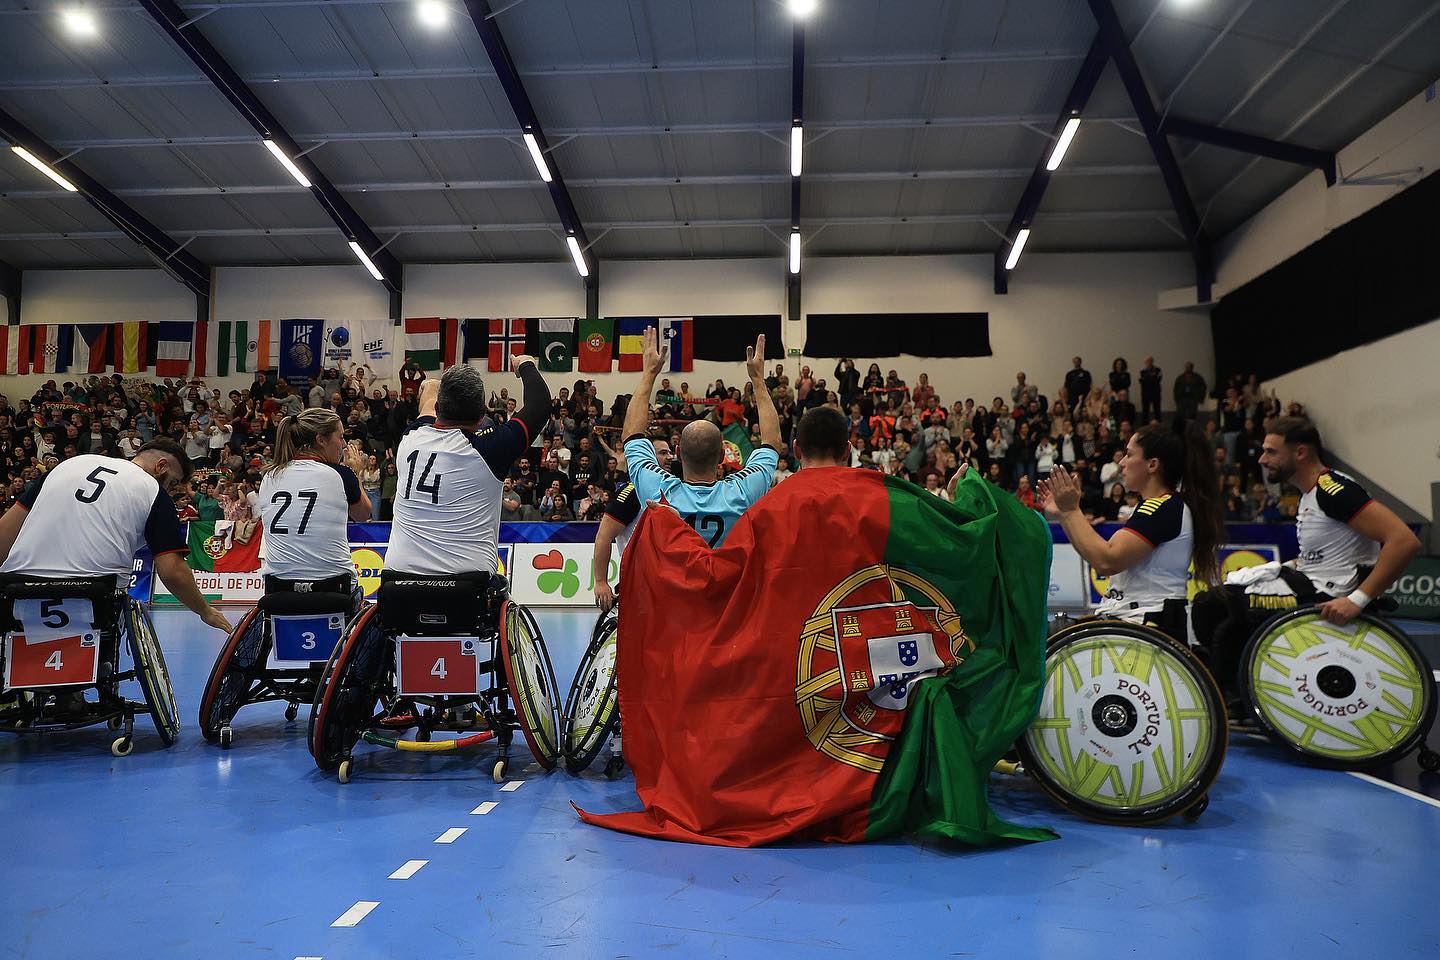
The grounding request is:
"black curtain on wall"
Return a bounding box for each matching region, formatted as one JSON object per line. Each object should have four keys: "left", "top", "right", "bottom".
{"left": 1211, "top": 168, "right": 1440, "bottom": 383}
{"left": 802, "top": 313, "right": 991, "bottom": 358}
{"left": 690, "top": 315, "right": 785, "bottom": 361}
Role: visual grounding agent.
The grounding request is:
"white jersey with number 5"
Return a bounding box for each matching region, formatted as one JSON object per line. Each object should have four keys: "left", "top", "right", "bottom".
{"left": 259, "top": 458, "right": 362, "bottom": 581}
{"left": 384, "top": 416, "right": 530, "bottom": 576}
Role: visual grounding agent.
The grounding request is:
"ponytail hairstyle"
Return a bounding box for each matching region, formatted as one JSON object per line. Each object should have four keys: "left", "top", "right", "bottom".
{"left": 1132, "top": 419, "right": 1223, "bottom": 586}
{"left": 266, "top": 408, "right": 342, "bottom": 476}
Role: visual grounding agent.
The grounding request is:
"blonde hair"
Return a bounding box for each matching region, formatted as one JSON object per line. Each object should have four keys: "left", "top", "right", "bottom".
{"left": 266, "top": 408, "right": 342, "bottom": 476}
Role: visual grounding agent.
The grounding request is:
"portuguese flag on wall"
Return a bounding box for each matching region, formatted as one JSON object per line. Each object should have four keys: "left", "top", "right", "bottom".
{"left": 187, "top": 520, "right": 263, "bottom": 573}
{"left": 577, "top": 468, "right": 1055, "bottom": 846}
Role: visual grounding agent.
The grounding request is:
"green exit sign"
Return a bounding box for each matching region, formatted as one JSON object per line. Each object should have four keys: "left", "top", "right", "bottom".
{"left": 788, "top": 348, "right": 801, "bottom": 356}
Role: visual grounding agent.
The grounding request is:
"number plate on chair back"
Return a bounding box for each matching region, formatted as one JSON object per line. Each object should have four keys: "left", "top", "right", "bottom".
{"left": 4, "top": 596, "right": 100, "bottom": 689}
{"left": 270, "top": 613, "right": 347, "bottom": 666}
{"left": 395, "top": 636, "right": 482, "bottom": 697}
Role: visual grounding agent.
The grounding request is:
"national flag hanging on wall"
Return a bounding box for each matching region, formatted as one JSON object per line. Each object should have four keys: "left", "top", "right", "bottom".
{"left": 202, "top": 320, "right": 266, "bottom": 376}
{"left": 32, "top": 324, "right": 71, "bottom": 375}
{"left": 7, "top": 324, "right": 33, "bottom": 375}
{"left": 536, "top": 318, "right": 577, "bottom": 373}
{"left": 576, "top": 316, "right": 613, "bottom": 372}
{"left": 487, "top": 318, "right": 528, "bottom": 372}
{"left": 404, "top": 317, "right": 459, "bottom": 371}
{"left": 0, "top": 324, "right": 21, "bottom": 375}
{"left": 576, "top": 469, "right": 1055, "bottom": 848}
{"left": 278, "top": 319, "right": 324, "bottom": 385}
{"left": 186, "top": 520, "right": 263, "bottom": 573}
{"left": 658, "top": 317, "right": 694, "bottom": 372}
{"left": 192, "top": 320, "right": 209, "bottom": 377}
{"left": 112, "top": 322, "right": 150, "bottom": 374}
{"left": 154, "top": 321, "right": 193, "bottom": 378}
{"left": 72, "top": 324, "right": 110, "bottom": 374}
{"left": 615, "top": 317, "right": 657, "bottom": 372}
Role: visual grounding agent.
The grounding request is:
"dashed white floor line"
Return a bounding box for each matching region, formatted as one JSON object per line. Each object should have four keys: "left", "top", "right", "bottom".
{"left": 434, "top": 827, "right": 467, "bottom": 843}
{"left": 388, "top": 859, "right": 429, "bottom": 880}
{"left": 500, "top": 780, "right": 524, "bottom": 792}
{"left": 1348, "top": 772, "right": 1440, "bottom": 810}
{"left": 330, "top": 901, "right": 379, "bottom": 928}
{"left": 294, "top": 956, "right": 323, "bottom": 959}
{"left": 471, "top": 801, "right": 499, "bottom": 815}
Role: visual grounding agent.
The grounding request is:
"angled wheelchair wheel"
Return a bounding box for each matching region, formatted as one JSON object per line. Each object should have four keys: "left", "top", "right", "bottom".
{"left": 125, "top": 601, "right": 180, "bottom": 747}
{"left": 309, "top": 605, "right": 387, "bottom": 772}
{"left": 500, "top": 600, "right": 561, "bottom": 771}
{"left": 198, "top": 606, "right": 265, "bottom": 742}
{"left": 1018, "top": 619, "right": 1227, "bottom": 825}
{"left": 1243, "top": 609, "right": 1436, "bottom": 770}
{"left": 561, "top": 608, "right": 620, "bottom": 774}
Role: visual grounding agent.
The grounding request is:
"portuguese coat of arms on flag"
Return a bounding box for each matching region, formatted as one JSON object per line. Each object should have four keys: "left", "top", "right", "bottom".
{"left": 187, "top": 520, "right": 263, "bottom": 573}
{"left": 577, "top": 468, "right": 1055, "bottom": 847}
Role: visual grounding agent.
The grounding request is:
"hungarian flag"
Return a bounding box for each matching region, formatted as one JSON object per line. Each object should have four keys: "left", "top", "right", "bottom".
{"left": 615, "top": 317, "right": 656, "bottom": 372}
{"left": 537, "top": 318, "right": 576, "bottom": 372}
{"left": 487, "top": 318, "right": 528, "bottom": 372}
{"left": 187, "top": 520, "right": 262, "bottom": 573}
{"left": 577, "top": 316, "right": 612, "bottom": 372}
{"left": 577, "top": 468, "right": 1055, "bottom": 847}
{"left": 721, "top": 422, "right": 751, "bottom": 471}
{"left": 405, "top": 317, "right": 459, "bottom": 371}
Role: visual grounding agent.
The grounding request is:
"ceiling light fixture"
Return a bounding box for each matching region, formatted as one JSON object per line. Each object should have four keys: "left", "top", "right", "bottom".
{"left": 790, "top": 124, "right": 803, "bottom": 177}
{"left": 787, "top": 0, "right": 819, "bottom": 18}
{"left": 262, "top": 139, "right": 312, "bottom": 188}
{"left": 417, "top": 0, "right": 448, "bottom": 28}
{"left": 11, "top": 146, "right": 78, "bottom": 192}
{"left": 1004, "top": 228, "right": 1031, "bottom": 271}
{"left": 61, "top": 9, "right": 98, "bottom": 38}
{"left": 1045, "top": 117, "right": 1081, "bottom": 171}
{"left": 523, "top": 132, "right": 553, "bottom": 183}
{"left": 566, "top": 235, "right": 589, "bottom": 277}
{"left": 789, "top": 231, "right": 801, "bottom": 274}
{"left": 348, "top": 240, "right": 385, "bottom": 281}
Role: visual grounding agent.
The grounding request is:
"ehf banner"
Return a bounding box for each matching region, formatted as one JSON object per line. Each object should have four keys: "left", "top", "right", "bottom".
{"left": 278, "top": 318, "right": 325, "bottom": 385}
{"left": 322, "top": 319, "right": 399, "bottom": 380}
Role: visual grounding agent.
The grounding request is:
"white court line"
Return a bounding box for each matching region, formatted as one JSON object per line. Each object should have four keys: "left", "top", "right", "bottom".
{"left": 471, "top": 801, "right": 499, "bottom": 815}
{"left": 1432, "top": 669, "right": 1439, "bottom": 682}
{"left": 500, "top": 780, "right": 524, "bottom": 792}
{"left": 1348, "top": 772, "right": 1440, "bottom": 810}
{"left": 434, "top": 827, "right": 467, "bottom": 843}
{"left": 388, "top": 859, "right": 429, "bottom": 880}
{"left": 294, "top": 956, "right": 323, "bottom": 959}
{"left": 330, "top": 901, "right": 379, "bottom": 927}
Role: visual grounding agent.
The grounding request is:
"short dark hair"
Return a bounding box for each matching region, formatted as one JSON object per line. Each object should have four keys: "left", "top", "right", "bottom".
{"left": 135, "top": 437, "right": 192, "bottom": 482}
{"left": 797, "top": 407, "right": 849, "bottom": 462}
{"left": 1268, "top": 416, "right": 1325, "bottom": 460}
{"left": 436, "top": 364, "right": 486, "bottom": 423}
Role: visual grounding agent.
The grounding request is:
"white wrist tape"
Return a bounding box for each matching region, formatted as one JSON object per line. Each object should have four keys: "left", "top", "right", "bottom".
{"left": 1347, "top": 589, "right": 1371, "bottom": 609}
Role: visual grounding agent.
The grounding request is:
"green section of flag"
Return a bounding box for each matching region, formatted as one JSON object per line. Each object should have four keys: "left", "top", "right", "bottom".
{"left": 721, "top": 423, "right": 752, "bottom": 470}
{"left": 866, "top": 470, "right": 1057, "bottom": 844}
{"left": 538, "top": 318, "right": 576, "bottom": 372}
{"left": 187, "top": 521, "right": 218, "bottom": 572}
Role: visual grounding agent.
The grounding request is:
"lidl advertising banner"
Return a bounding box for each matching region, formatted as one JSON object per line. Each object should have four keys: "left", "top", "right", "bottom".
{"left": 507, "top": 543, "right": 619, "bottom": 608}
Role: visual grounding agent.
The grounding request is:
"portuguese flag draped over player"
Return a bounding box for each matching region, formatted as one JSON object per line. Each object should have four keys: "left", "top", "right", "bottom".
{"left": 186, "top": 520, "right": 263, "bottom": 573}
{"left": 577, "top": 468, "right": 1056, "bottom": 846}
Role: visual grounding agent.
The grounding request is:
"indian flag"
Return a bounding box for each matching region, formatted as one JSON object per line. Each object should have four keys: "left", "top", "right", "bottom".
{"left": 577, "top": 468, "right": 1055, "bottom": 846}
{"left": 199, "top": 320, "right": 273, "bottom": 377}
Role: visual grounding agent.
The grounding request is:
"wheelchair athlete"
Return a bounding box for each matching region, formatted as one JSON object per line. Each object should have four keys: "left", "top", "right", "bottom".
{"left": 199, "top": 409, "right": 372, "bottom": 746}
{"left": 1191, "top": 417, "right": 1432, "bottom": 770}
{"left": 0, "top": 439, "right": 229, "bottom": 751}
{"left": 311, "top": 360, "right": 559, "bottom": 782}
{"left": 1020, "top": 421, "right": 1229, "bottom": 824}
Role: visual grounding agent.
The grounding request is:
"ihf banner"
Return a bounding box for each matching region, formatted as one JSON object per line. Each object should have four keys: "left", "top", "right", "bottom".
{"left": 322, "top": 320, "right": 399, "bottom": 380}
{"left": 279, "top": 319, "right": 325, "bottom": 385}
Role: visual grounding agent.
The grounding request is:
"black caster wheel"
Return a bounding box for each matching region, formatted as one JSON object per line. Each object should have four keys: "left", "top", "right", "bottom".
{"left": 603, "top": 755, "right": 626, "bottom": 779}
{"left": 284, "top": 703, "right": 299, "bottom": 722}
{"left": 338, "top": 758, "right": 354, "bottom": 784}
{"left": 110, "top": 736, "right": 134, "bottom": 758}
{"left": 1183, "top": 794, "right": 1210, "bottom": 822}
{"left": 492, "top": 759, "right": 508, "bottom": 784}
{"left": 219, "top": 726, "right": 233, "bottom": 750}
{"left": 1419, "top": 748, "right": 1440, "bottom": 773}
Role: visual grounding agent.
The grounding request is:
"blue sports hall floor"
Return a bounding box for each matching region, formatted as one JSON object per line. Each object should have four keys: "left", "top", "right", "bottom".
{"left": 3, "top": 610, "right": 1437, "bottom": 960}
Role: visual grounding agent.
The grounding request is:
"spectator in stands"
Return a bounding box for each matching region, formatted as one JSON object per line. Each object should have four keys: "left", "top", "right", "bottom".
{"left": 1108, "top": 358, "right": 1130, "bottom": 397}
{"left": 1174, "top": 360, "right": 1207, "bottom": 421}
{"left": 1139, "top": 356, "right": 1162, "bottom": 422}
{"left": 833, "top": 359, "right": 860, "bottom": 407}
{"left": 1064, "top": 357, "right": 1092, "bottom": 404}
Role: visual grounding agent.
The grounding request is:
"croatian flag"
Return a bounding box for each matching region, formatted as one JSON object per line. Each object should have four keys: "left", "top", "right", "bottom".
{"left": 154, "top": 321, "right": 193, "bottom": 378}
{"left": 659, "top": 317, "right": 693, "bottom": 372}
{"left": 488, "top": 318, "right": 527, "bottom": 372}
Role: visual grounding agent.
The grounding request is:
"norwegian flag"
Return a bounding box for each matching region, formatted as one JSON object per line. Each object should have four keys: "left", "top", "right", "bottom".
{"left": 488, "top": 318, "right": 528, "bottom": 372}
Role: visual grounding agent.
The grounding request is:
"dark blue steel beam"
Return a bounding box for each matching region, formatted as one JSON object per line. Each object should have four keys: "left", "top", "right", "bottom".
{"left": 462, "top": 0, "right": 597, "bottom": 313}
{"left": 787, "top": 19, "right": 805, "bottom": 323}
{"left": 138, "top": 0, "right": 402, "bottom": 295}
{"left": 1160, "top": 116, "right": 1338, "bottom": 187}
{"left": 0, "top": 258, "right": 19, "bottom": 325}
{"left": 1087, "top": 0, "right": 1213, "bottom": 301}
{"left": 993, "top": 36, "right": 1108, "bottom": 295}
{"left": 0, "top": 104, "right": 211, "bottom": 304}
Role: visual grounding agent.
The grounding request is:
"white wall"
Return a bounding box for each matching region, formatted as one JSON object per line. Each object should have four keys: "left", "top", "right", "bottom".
{"left": 1267, "top": 321, "right": 1440, "bottom": 514}
{"left": 2, "top": 252, "right": 1213, "bottom": 413}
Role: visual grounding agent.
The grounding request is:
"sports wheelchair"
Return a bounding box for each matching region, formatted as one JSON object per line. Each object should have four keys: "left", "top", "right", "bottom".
{"left": 0, "top": 575, "right": 178, "bottom": 757}
{"left": 308, "top": 570, "right": 561, "bottom": 784}
{"left": 1008, "top": 601, "right": 1228, "bottom": 825}
{"left": 199, "top": 573, "right": 360, "bottom": 749}
{"left": 1235, "top": 604, "right": 1437, "bottom": 772}
{"left": 560, "top": 603, "right": 624, "bottom": 777}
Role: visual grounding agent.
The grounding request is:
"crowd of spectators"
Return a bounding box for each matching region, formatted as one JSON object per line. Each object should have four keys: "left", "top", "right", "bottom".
{"left": 0, "top": 353, "right": 1311, "bottom": 528}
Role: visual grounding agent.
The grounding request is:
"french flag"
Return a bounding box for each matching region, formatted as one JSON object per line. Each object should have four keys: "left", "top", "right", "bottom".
{"left": 659, "top": 317, "right": 693, "bottom": 372}
{"left": 154, "top": 321, "right": 193, "bottom": 378}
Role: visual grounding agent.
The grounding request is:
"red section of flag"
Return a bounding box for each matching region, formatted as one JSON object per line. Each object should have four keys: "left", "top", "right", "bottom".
{"left": 577, "top": 468, "right": 896, "bottom": 846}
{"left": 193, "top": 319, "right": 209, "bottom": 378}
{"left": 441, "top": 318, "right": 459, "bottom": 368}
{"left": 16, "top": 325, "right": 32, "bottom": 375}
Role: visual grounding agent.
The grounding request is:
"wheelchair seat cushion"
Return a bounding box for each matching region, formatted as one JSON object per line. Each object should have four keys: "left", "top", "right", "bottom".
{"left": 258, "top": 590, "right": 355, "bottom": 617}
{"left": 0, "top": 574, "right": 122, "bottom": 632}
{"left": 378, "top": 570, "right": 498, "bottom": 635}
